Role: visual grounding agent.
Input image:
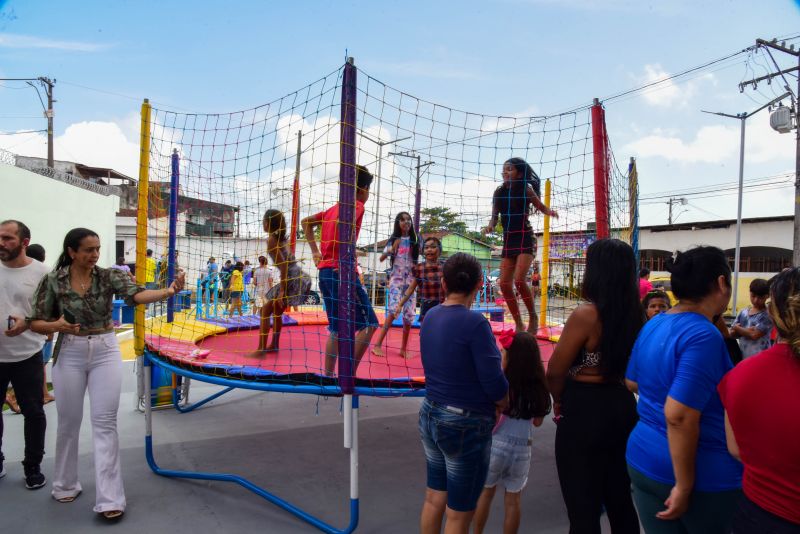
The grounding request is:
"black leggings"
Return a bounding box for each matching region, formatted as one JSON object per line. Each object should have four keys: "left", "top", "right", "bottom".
{"left": 0, "top": 352, "right": 46, "bottom": 467}
{"left": 555, "top": 380, "right": 640, "bottom": 534}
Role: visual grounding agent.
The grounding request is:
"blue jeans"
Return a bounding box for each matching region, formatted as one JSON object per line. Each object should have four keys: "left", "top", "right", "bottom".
{"left": 418, "top": 398, "right": 494, "bottom": 512}
{"left": 318, "top": 268, "right": 378, "bottom": 334}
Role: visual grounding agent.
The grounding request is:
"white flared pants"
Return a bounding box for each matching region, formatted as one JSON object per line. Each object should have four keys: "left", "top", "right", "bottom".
{"left": 51, "top": 332, "right": 125, "bottom": 513}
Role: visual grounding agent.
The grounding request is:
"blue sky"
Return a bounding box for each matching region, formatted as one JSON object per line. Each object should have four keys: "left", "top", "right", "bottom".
{"left": 1, "top": 0, "right": 799, "bottom": 228}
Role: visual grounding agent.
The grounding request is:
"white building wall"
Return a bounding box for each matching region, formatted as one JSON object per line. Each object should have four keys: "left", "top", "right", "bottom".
{"left": 640, "top": 219, "right": 792, "bottom": 253}
{"left": 1, "top": 164, "right": 120, "bottom": 268}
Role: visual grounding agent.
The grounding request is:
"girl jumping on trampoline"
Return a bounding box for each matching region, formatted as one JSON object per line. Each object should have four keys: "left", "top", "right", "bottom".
{"left": 473, "top": 331, "right": 551, "bottom": 534}
{"left": 372, "top": 211, "right": 419, "bottom": 359}
{"left": 254, "top": 209, "right": 311, "bottom": 354}
{"left": 483, "top": 157, "right": 558, "bottom": 334}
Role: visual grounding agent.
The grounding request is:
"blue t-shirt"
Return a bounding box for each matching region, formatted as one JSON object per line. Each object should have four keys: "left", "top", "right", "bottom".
{"left": 626, "top": 312, "right": 742, "bottom": 491}
{"left": 421, "top": 304, "right": 508, "bottom": 416}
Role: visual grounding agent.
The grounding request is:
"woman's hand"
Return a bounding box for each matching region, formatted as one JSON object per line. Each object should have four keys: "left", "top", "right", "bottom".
{"left": 548, "top": 209, "right": 559, "bottom": 219}
{"left": 312, "top": 251, "right": 322, "bottom": 267}
{"left": 656, "top": 485, "right": 691, "bottom": 520}
{"left": 55, "top": 315, "right": 81, "bottom": 335}
{"left": 481, "top": 225, "right": 494, "bottom": 235}
{"left": 167, "top": 272, "right": 186, "bottom": 296}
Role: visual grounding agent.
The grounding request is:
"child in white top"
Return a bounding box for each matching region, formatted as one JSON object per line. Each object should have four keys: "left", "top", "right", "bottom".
{"left": 473, "top": 331, "right": 551, "bottom": 534}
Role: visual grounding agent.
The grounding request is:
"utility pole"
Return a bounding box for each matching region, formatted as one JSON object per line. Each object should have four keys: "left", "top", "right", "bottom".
{"left": 701, "top": 92, "right": 791, "bottom": 316}
{"left": 360, "top": 132, "right": 411, "bottom": 303}
{"left": 0, "top": 76, "right": 56, "bottom": 168}
{"left": 387, "top": 150, "right": 434, "bottom": 231}
{"left": 40, "top": 77, "right": 55, "bottom": 169}
{"left": 740, "top": 38, "right": 799, "bottom": 265}
{"left": 667, "top": 197, "right": 687, "bottom": 225}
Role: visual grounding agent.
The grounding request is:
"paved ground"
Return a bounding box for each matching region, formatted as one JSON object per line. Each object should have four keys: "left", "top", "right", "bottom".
{"left": 1, "top": 360, "right": 615, "bottom": 533}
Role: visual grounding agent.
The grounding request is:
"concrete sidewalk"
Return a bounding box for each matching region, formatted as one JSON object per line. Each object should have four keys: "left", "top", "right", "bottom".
{"left": 0, "top": 361, "right": 606, "bottom": 533}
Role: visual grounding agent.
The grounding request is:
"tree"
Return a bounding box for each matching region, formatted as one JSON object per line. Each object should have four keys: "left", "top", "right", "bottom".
{"left": 420, "top": 207, "right": 467, "bottom": 234}
{"left": 420, "top": 207, "right": 501, "bottom": 246}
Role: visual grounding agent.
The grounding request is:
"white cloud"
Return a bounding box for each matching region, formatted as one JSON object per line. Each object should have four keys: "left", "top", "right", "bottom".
{"left": 624, "top": 113, "right": 795, "bottom": 165}
{"left": 634, "top": 64, "right": 714, "bottom": 108}
{"left": 0, "top": 120, "right": 139, "bottom": 176}
{"left": 0, "top": 32, "right": 110, "bottom": 52}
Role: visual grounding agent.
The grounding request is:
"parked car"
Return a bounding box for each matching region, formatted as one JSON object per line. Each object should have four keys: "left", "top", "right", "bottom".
{"left": 362, "top": 268, "right": 390, "bottom": 306}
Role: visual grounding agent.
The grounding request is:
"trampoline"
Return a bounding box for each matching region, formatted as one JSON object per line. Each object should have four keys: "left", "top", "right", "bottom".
{"left": 145, "top": 309, "right": 555, "bottom": 393}
{"left": 133, "top": 57, "right": 607, "bottom": 534}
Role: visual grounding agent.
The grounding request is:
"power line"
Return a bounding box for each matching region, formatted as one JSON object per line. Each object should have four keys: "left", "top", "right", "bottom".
{"left": 639, "top": 172, "right": 793, "bottom": 200}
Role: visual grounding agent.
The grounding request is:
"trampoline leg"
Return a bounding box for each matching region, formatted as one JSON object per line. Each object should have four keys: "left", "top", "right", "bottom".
{"left": 144, "top": 353, "right": 153, "bottom": 440}
{"left": 346, "top": 395, "right": 359, "bottom": 533}
{"left": 143, "top": 354, "right": 360, "bottom": 533}
{"left": 172, "top": 383, "right": 235, "bottom": 414}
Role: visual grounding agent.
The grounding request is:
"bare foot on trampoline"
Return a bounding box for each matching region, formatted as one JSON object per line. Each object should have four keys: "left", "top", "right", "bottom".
{"left": 399, "top": 349, "right": 411, "bottom": 359}
{"left": 250, "top": 348, "right": 277, "bottom": 357}
{"left": 371, "top": 345, "right": 385, "bottom": 357}
{"left": 527, "top": 320, "right": 538, "bottom": 336}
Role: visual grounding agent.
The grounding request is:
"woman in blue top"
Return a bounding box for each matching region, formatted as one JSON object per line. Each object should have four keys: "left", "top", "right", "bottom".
{"left": 626, "top": 246, "right": 742, "bottom": 533}
{"left": 418, "top": 252, "right": 509, "bottom": 534}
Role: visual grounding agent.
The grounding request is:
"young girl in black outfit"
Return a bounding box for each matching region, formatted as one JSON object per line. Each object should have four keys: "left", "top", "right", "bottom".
{"left": 483, "top": 157, "right": 558, "bottom": 333}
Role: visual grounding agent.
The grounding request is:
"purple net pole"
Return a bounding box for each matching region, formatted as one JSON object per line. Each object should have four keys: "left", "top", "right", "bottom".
{"left": 167, "top": 149, "right": 179, "bottom": 323}
{"left": 337, "top": 58, "right": 358, "bottom": 394}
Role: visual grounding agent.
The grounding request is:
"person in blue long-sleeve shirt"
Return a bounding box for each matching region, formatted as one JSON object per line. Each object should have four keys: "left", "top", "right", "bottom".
{"left": 418, "top": 252, "right": 508, "bottom": 534}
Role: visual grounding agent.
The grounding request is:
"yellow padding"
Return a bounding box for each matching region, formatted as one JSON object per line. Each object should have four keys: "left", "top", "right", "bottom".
{"left": 146, "top": 312, "right": 226, "bottom": 343}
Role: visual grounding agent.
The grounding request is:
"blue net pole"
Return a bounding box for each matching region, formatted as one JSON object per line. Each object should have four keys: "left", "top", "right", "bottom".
{"left": 628, "top": 157, "right": 640, "bottom": 267}
{"left": 337, "top": 58, "right": 357, "bottom": 394}
{"left": 167, "top": 148, "right": 180, "bottom": 323}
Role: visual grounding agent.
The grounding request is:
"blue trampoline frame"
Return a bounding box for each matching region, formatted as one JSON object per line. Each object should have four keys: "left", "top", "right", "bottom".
{"left": 144, "top": 349, "right": 424, "bottom": 534}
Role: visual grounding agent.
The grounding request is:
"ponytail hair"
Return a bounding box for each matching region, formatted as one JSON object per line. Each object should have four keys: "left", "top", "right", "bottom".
{"left": 55, "top": 228, "right": 99, "bottom": 270}
{"left": 442, "top": 253, "right": 482, "bottom": 295}
{"left": 505, "top": 157, "right": 541, "bottom": 198}
{"left": 768, "top": 267, "right": 800, "bottom": 359}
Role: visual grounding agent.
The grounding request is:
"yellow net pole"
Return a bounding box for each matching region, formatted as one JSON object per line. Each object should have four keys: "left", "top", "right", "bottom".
{"left": 539, "top": 179, "right": 552, "bottom": 330}
{"left": 134, "top": 99, "right": 152, "bottom": 357}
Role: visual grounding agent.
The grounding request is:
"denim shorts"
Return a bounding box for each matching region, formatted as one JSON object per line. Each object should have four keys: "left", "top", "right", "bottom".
{"left": 484, "top": 436, "right": 532, "bottom": 493}
{"left": 42, "top": 340, "right": 53, "bottom": 364}
{"left": 229, "top": 291, "right": 242, "bottom": 299}
{"left": 318, "top": 268, "right": 379, "bottom": 334}
{"left": 418, "top": 398, "right": 494, "bottom": 512}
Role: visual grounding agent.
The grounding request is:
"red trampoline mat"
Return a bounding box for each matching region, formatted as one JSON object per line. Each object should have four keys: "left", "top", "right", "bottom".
{"left": 192, "top": 325, "right": 555, "bottom": 380}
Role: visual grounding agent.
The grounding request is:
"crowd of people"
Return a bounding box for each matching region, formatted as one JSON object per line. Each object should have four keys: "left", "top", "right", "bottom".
{"left": 2, "top": 155, "right": 798, "bottom": 533}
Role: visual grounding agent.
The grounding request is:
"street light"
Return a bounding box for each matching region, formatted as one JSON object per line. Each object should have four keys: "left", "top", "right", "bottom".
{"left": 701, "top": 90, "right": 791, "bottom": 316}
{"left": 360, "top": 133, "right": 411, "bottom": 303}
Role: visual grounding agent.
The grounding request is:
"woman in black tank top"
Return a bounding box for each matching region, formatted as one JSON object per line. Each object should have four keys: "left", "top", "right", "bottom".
{"left": 546, "top": 238, "right": 645, "bottom": 533}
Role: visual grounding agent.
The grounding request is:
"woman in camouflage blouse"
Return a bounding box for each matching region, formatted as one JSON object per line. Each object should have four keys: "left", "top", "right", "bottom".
{"left": 30, "top": 228, "right": 184, "bottom": 521}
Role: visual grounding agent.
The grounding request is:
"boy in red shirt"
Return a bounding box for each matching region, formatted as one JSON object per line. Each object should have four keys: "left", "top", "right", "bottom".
{"left": 302, "top": 165, "right": 377, "bottom": 376}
